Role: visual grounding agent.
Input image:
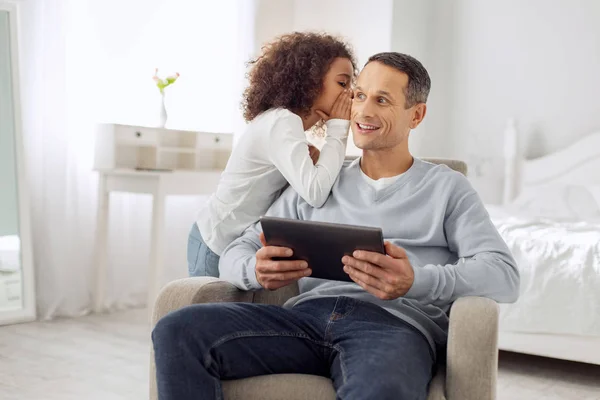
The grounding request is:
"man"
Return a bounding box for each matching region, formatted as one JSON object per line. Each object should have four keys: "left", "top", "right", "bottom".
{"left": 152, "top": 52, "right": 520, "bottom": 400}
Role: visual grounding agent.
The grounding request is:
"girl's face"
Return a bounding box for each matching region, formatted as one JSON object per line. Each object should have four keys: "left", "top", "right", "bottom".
{"left": 312, "top": 57, "right": 354, "bottom": 116}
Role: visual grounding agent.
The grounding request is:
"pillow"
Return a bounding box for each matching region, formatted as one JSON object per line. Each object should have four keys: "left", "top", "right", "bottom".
{"left": 509, "top": 184, "right": 600, "bottom": 220}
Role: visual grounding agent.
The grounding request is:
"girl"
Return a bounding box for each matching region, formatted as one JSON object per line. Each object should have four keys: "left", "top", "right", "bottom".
{"left": 188, "top": 32, "right": 357, "bottom": 277}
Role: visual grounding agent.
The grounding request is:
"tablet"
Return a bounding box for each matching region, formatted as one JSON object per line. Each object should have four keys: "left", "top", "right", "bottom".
{"left": 260, "top": 216, "right": 385, "bottom": 282}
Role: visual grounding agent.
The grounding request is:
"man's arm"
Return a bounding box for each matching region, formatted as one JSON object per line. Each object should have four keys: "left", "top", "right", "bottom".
{"left": 218, "top": 187, "right": 301, "bottom": 291}
{"left": 405, "top": 176, "right": 520, "bottom": 306}
{"left": 344, "top": 174, "right": 520, "bottom": 307}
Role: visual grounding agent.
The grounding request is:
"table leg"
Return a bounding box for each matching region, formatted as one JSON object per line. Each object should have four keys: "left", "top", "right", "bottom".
{"left": 148, "top": 186, "right": 165, "bottom": 319}
{"left": 93, "top": 174, "right": 109, "bottom": 313}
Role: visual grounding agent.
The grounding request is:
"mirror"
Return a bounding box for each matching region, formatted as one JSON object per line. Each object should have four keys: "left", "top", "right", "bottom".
{"left": 0, "top": 9, "right": 22, "bottom": 311}
{"left": 0, "top": 3, "right": 35, "bottom": 324}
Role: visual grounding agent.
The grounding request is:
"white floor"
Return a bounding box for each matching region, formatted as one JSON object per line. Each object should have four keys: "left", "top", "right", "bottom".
{"left": 1, "top": 308, "right": 599, "bottom": 400}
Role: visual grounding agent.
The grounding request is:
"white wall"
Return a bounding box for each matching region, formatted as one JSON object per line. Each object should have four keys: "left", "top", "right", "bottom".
{"left": 0, "top": 11, "right": 19, "bottom": 237}
{"left": 389, "top": 0, "right": 600, "bottom": 202}
{"left": 249, "top": 1, "right": 600, "bottom": 203}
{"left": 252, "top": 0, "right": 395, "bottom": 80}
{"left": 449, "top": 0, "right": 600, "bottom": 202}
{"left": 252, "top": 0, "right": 455, "bottom": 158}
{"left": 252, "top": 0, "right": 394, "bottom": 155}
{"left": 293, "top": 0, "right": 393, "bottom": 155}
{"left": 292, "top": 0, "right": 393, "bottom": 68}
{"left": 253, "top": 0, "right": 294, "bottom": 51}
{"left": 251, "top": 1, "right": 461, "bottom": 159}
{"left": 390, "top": 1, "right": 456, "bottom": 158}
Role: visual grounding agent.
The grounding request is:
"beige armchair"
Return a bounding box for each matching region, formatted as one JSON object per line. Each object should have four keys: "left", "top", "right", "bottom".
{"left": 149, "top": 159, "right": 500, "bottom": 400}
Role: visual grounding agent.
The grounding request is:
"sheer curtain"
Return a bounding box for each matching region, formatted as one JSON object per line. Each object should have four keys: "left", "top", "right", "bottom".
{"left": 18, "top": 0, "right": 255, "bottom": 319}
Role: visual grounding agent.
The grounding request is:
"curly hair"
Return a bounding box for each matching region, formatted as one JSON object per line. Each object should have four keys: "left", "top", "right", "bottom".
{"left": 242, "top": 32, "right": 357, "bottom": 122}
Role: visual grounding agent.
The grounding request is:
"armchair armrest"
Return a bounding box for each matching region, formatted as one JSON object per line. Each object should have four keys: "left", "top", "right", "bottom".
{"left": 446, "top": 296, "right": 499, "bottom": 400}
{"left": 150, "top": 277, "right": 253, "bottom": 400}
{"left": 151, "top": 277, "right": 253, "bottom": 325}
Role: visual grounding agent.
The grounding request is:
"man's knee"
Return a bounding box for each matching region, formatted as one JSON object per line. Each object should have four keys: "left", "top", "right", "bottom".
{"left": 152, "top": 303, "right": 231, "bottom": 346}
{"left": 152, "top": 304, "right": 218, "bottom": 348}
{"left": 152, "top": 308, "right": 189, "bottom": 348}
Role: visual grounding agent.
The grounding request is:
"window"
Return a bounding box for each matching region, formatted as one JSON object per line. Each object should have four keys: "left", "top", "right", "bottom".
{"left": 76, "top": 0, "right": 249, "bottom": 133}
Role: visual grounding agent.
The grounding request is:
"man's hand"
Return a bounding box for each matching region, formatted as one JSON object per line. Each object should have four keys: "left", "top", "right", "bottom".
{"left": 256, "top": 233, "right": 312, "bottom": 290}
{"left": 342, "top": 241, "right": 414, "bottom": 300}
{"left": 308, "top": 145, "right": 320, "bottom": 165}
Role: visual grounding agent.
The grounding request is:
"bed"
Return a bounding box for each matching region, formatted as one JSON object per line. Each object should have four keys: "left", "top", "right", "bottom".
{"left": 489, "top": 121, "right": 600, "bottom": 365}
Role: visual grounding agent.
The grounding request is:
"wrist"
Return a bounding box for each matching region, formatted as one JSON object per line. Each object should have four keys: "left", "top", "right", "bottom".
{"left": 404, "top": 265, "right": 435, "bottom": 300}
{"left": 245, "top": 256, "right": 263, "bottom": 290}
{"left": 325, "top": 119, "right": 350, "bottom": 138}
{"left": 404, "top": 266, "right": 415, "bottom": 294}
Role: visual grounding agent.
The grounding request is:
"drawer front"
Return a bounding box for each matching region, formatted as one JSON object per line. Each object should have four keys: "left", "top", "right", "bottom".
{"left": 115, "top": 125, "right": 159, "bottom": 145}
{"left": 196, "top": 132, "right": 233, "bottom": 150}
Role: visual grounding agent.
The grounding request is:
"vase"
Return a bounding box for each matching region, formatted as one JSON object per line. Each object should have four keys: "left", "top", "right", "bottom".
{"left": 159, "top": 93, "right": 168, "bottom": 128}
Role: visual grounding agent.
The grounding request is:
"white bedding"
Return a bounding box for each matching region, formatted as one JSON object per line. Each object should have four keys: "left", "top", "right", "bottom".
{"left": 487, "top": 206, "right": 600, "bottom": 337}
{"left": 0, "top": 235, "right": 20, "bottom": 272}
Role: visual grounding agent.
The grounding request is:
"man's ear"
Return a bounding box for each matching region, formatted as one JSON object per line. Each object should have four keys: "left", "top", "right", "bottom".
{"left": 409, "top": 103, "right": 427, "bottom": 129}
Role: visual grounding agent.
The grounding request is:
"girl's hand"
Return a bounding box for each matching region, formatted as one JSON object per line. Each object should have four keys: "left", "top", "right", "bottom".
{"left": 315, "top": 89, "right": 352, "bottom": 121}
{"left": 308, "top": 145, "right": 320, "bottom": 165}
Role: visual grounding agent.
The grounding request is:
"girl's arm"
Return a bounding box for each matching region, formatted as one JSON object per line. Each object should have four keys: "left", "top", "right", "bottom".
{"left": 269, "top": 113, "right": 349, "bottom": 208}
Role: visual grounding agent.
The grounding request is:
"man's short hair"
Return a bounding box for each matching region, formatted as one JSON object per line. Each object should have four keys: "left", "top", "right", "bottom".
{"left": 366, "top": 52, "right": 431, "bottom": 108}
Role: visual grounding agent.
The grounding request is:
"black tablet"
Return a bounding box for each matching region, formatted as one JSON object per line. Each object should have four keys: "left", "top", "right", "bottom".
{"left": 260, "top": 216, "right": 385, "bottom": 282}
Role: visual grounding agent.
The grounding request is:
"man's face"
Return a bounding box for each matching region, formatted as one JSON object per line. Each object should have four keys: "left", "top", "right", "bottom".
{"left": 351, "top": 61, "right": 426, "bottom": 151}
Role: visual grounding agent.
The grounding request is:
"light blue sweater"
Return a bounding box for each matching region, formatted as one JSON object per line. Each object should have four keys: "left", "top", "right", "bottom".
{"left": 219, "top": 158, "right": 520, "bottom": 352}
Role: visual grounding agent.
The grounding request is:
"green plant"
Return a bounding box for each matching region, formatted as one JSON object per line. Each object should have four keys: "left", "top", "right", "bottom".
{"left": 152, "top": 68, "right": 180, "bottom": 94}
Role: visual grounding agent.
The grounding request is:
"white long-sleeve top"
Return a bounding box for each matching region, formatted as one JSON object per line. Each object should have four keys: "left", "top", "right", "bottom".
{"left": 197, "top": 108, "right": 349, "bottom": 255}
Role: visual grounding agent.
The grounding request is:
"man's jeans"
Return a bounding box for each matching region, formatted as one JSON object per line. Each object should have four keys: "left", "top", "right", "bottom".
{"left": 152, "top": 296, "right": 435, "bottom": 400}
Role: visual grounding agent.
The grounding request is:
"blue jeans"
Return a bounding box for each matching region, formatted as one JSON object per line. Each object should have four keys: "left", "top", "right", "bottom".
{"left": 187, "top": 223, "right": 220, "bottom": 277}
{"left": 152, "top": 296, "right": 435, "bottom": 400}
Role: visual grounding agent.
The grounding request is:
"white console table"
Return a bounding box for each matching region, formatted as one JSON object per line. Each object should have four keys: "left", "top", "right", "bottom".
{"left": 93, "top": 168, "right": 223, "bottom": 314}
{"left": 92, "top": 123, "right": 232, "bottom": 315}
